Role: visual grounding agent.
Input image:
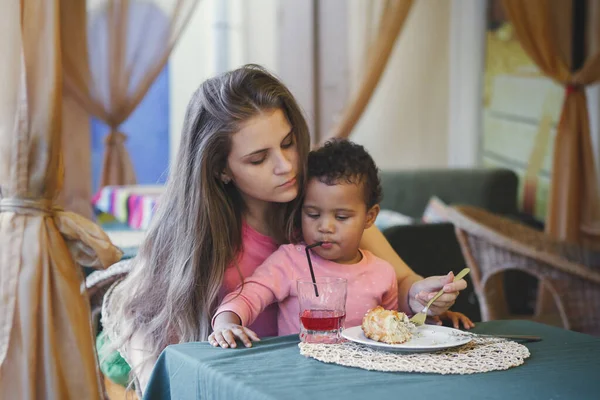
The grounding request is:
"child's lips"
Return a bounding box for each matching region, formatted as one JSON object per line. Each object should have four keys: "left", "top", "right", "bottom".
{"left": 320, "top": 242, "right": 334, "bottom": 249}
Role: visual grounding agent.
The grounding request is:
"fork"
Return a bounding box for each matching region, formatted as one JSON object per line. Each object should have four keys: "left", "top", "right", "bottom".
{"left": 409, "top": 268, "right": 470, "bottom": 326}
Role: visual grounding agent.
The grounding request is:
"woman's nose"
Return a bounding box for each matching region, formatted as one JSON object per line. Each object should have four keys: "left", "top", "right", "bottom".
{"left": 273, "top": 150, "right": 293, "bottom": 175}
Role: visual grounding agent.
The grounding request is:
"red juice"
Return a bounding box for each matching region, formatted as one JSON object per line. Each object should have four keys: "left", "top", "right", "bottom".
{"left": 300, "top": 309, "right": 346, "bottom": 331}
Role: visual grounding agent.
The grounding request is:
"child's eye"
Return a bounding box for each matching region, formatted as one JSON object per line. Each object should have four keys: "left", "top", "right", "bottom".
{"left": 336, "top": 215, "right": 349, "bottom": 221}
{"left": 306, "top": 213, "right": 319, "bottom": 219}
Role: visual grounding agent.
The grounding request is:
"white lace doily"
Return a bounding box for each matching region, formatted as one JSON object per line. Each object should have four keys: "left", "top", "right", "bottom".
{"left": 299, "top": 336, "right": 530, "bottom": 374}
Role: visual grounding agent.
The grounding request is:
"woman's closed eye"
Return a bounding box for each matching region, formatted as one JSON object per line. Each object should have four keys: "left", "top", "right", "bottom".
{"left": 247, "top": 135, "right": 294, "bottom": 165}
{"left": 281, "top": 134, "right": 295, "bottom": 149}
{"left": 249, "top": 157, "right": 266, "bottom": 165}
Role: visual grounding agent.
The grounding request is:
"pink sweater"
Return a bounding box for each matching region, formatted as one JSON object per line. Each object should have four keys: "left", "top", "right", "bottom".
{"left": 218, "top": 222, "right": 279, "bottom": 337}
{"left": 214, "top": 244, "right": 398, "bottom": 336}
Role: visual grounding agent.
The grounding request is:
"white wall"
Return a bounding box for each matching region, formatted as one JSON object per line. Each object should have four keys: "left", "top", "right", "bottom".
{"left": 169, "top": 0, "right": 455, "bottom": 171}
{"left": 168, "top": 0, "right": 454, "bottom": 170}
{"left": 167, "top": 0, "right": 600, "bottom": 174}
{"left": 349, "top": 0, "right": 452, "bottom": 169}
{"left": 169, "top": 0, "right": 279, "bottom": 161}
{"left": 447, "top": 0, "right": 486, "bottom": 167}
{"left": 276, "top": 1, "right": 317, "bottom": 136}
{"left": 235, "top": 0, "right": 278, "bottom": 70}
{"left": 168, "top": 0, "right": 214, "bottom": 162}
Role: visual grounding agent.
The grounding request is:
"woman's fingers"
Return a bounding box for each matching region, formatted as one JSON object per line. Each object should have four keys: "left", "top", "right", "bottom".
{"left": 442, "top": 279, "right": 467, "bottom": 293}
{"left": 417, "top": 291, "right": 457, "bottom": 303}
{"left": 426, "top": 315, "right": 443, "bottom": 326}
{"left": 432, "top": 292, "right": 460, "bottom": 305}
{"left": 417, "top": 292, "right": 458, "bottom": 315}
{"left": 409, "top": 274, "right": 470, "bottom": 315}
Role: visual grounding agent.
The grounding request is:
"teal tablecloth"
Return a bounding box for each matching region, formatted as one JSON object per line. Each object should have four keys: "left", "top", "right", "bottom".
{"left": 143, "top": 320, "right": 600, "bottom": 400}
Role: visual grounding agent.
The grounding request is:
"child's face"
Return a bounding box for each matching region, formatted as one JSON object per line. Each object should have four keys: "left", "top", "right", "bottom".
{"left": 301, "top": 178, "right": 379, "bottom": 264}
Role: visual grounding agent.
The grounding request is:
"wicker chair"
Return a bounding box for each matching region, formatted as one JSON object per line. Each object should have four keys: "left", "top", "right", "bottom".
{"left": 447, "top": 206, "right": 600, "bottom": 336}
{"left": 85, "top": 260, "right": 132, "bottom": 336}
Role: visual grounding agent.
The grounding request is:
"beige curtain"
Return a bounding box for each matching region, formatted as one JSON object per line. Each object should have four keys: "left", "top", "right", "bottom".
{"left": 0, "top": 1, "right": 123, "bottom": 398}
{"left": 324, "top": 0, "right": 414, "bottom": 143}
{"left": 61, "top": 0, "right": 199, "bottom": 190}
{"left": 503, "top": 0, "right": 600, "bottom": 245}
{"left": 60, "top": 94, "right": 94, "bottom": 218}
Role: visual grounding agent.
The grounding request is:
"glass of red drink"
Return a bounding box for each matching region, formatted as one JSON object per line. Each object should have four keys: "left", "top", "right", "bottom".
{"left": 297, "top": 277, "right": 347, "bottom": 343}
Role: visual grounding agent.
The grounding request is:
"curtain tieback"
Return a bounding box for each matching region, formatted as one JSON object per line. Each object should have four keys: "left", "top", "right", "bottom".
{"left": 565, "top": 83, "right": 582, "bottom": 96}
{"left": 105, "top": 131, "right": 127, "bottom": 146}
{"left": 0, "top": 198, "right": 63, "bottom": 216}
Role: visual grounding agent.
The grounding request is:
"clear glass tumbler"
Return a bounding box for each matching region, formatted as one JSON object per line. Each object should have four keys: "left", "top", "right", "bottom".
{"left": 297, "top": 277, "right": 347, "bottom": 344}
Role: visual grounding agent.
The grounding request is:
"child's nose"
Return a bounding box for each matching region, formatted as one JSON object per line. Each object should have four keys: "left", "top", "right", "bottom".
{"left": 318, "top": 219, "right": 334, "bottom": 233}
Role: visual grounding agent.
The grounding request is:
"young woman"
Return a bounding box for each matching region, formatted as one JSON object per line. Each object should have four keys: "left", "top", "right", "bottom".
{"left": 103, "top": 65, "right": 467, "bottom": 392}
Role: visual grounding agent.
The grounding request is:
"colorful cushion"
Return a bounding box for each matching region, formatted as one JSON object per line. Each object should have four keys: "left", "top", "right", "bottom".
{"left": 92, "top": 185, "right": 163, "bottom": 230}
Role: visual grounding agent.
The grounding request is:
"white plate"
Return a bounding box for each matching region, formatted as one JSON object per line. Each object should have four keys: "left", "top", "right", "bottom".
{"left": 341, "top": 325, "right": 472, "bottom": 353}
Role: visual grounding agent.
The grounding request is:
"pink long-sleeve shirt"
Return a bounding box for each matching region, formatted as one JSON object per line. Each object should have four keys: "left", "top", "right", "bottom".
{"left": 218, "top": 222, "right": 279, "bottom": 337}
{"left": 214, "top": 243, "right": 398, "bottom": 336}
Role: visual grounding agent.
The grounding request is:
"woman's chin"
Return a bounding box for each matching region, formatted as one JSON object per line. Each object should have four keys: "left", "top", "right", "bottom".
{"left": 272, "top": 187, "right": 298, "bottom": 203}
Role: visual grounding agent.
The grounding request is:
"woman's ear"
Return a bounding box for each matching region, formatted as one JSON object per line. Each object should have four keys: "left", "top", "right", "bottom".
{"left": 220, "top": 172, "right": 231, "bottom": 184}
{"left": 364, "top": 204, "right": 380, "bottom": 229}
{"left": 218, "top": 166, "right": 232, "bottom": 184}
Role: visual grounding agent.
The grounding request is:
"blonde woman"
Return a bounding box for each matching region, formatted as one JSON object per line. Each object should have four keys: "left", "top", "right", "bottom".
{"left": 103, "top": 65, "right": 467, "bottom": 394}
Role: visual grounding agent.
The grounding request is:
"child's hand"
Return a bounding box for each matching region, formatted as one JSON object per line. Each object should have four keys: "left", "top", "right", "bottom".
{"left": 437, "top": 310, "right": 475, "bottom": 330}
{"left": 209, "top": 312, "right": 260, "bottom": 348}
{"left": 208, "top": 323, "right": 260, "bottom": 348}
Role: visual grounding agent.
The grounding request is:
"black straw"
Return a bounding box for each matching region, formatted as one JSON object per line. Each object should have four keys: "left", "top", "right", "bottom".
{"left": 305, "top": 242, "right": 323, "bottom": 297}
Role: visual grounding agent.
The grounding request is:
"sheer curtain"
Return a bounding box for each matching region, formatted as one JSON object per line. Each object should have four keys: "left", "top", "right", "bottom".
{"left": 324, "top": 0, "right": 414, "bottom": 143}
{"left": 0, "top": 0, "right": 122, "bottom": 398}
{"left": 503, "top": 0, "right": 600, "bottom": 245}
{"left": 60, "top": 0, "right": 199, "bottom": 198}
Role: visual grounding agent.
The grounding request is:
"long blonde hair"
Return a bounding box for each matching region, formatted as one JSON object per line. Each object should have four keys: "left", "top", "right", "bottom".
{"left": 106, "top": 64, "right": 310, "bottom": 360}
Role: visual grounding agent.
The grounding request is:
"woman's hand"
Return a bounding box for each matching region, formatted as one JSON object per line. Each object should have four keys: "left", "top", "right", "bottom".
{"left": 208, "top": 311, "right": 260, "bottom": 348}
{"left": 408, "top": 272, "right": 467, "bottom": 316}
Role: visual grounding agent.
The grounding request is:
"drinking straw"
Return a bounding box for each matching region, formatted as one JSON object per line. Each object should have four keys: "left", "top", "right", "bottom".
{"left": 305, "top": 242, "right": 323, "bottom": 297}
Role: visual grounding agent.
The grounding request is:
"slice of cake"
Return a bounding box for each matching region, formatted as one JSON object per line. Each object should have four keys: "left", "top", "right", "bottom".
{"left": 361, "top": 306, "right": 414, "bottom": 344}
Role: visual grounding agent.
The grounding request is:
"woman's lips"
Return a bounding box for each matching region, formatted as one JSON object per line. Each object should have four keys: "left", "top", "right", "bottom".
{"left": 278, "top": 177, "right": 296, "bottom": 188}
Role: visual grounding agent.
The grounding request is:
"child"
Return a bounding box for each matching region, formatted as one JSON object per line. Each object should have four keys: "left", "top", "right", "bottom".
{"left": 209, "top": 140, "right": 472, "bottom": 348}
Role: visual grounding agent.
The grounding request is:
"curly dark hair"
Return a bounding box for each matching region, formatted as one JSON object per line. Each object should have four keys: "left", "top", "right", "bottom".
{"left": 307, "top": 139, "right": 382, "bottom": 209}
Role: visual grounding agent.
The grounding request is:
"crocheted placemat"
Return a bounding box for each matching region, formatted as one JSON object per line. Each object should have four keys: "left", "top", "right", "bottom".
{"left": 299, "top": 336, "right": 530, "bottom": 374}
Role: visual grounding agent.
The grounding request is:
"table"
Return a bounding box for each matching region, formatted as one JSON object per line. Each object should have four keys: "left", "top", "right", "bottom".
{"left": 143, "top": 320, "right": 600, "bottom": 400}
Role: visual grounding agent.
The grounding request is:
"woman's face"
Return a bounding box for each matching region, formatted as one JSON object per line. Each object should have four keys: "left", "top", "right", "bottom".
{"left": 224, "top": 108, "right": 300, "bottom": 208}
